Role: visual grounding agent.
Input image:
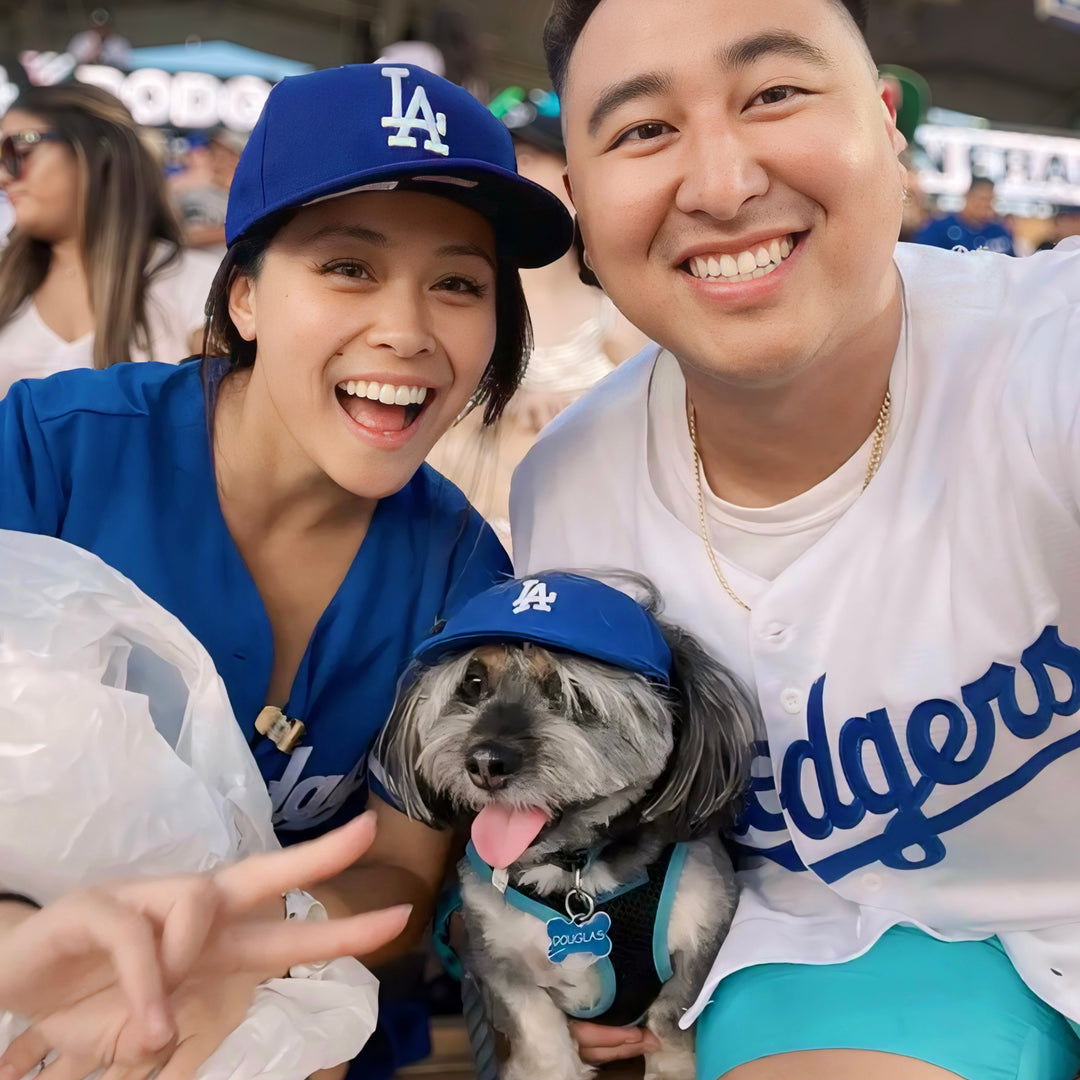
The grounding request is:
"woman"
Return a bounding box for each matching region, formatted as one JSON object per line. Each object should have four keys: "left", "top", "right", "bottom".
{"left": 0, "top": 62, "right": 573, "bottom": 1080}
{"left": 0, "top": 83, "right": 218, "bottom": 398}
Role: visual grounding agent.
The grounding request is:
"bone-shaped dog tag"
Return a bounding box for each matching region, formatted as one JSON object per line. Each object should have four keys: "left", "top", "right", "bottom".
{"left": 546, "top": 911, "right": 612, "bottom": 965}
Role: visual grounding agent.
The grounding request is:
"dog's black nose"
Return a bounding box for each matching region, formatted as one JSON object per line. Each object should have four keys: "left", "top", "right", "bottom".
{"left": 465, "top": 743, "right": 522, "bottom": 790}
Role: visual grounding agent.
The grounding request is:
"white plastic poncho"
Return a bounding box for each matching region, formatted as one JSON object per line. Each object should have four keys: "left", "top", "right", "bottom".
{"left": 0, "top": 529, "right": 379, "bottom": 1080}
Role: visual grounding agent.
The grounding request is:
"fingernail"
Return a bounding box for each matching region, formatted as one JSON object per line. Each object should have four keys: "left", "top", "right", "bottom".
{"left": 390, "top": 903, "right": 414, "bottom": 920}
{"left": 0, "top": 1063, "right": 20, "bottom": 1080}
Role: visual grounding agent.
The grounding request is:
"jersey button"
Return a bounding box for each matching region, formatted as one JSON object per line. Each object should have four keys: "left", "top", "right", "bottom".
{"left": 780, "top": 688, "right": 802, "bottom": 714}
{"left": 860, "top": 873, "right": 884, "bottom": 893}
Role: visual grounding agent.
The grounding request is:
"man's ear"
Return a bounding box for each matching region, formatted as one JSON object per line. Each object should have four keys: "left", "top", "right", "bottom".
{"left": 878, "top": 78, "right": 908, "bottom": 154}
{"left": 228, "top": 273, "right": 257, "bottom": 342}
{"left": 880, "top": 75, "right": 900, "bottom": 121}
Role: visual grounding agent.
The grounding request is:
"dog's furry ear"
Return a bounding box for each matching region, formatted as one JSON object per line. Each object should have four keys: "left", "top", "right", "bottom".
{"left": 371, "top": 664, "right": 452, "bottom": 828}
{"left": 642, "top": 623, "right": 758, "bottom": 836}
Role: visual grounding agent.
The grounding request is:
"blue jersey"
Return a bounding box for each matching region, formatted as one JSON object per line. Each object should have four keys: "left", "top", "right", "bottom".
{"left": 0, "top": 359, "right": 511, "bottom": 840}
{"left": 914, "top": 213, "right": 1015, "bottom": 256}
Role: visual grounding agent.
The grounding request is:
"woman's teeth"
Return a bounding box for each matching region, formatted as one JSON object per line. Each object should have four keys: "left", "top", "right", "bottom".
{"left": 338, "top": 380, "right": 428, "bottom": 406}
{"left": 688, "top": 235, "right": 795, "bottom": 282}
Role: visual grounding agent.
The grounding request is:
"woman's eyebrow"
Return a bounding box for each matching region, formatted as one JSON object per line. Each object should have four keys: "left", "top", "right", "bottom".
{"left": 304, "top": 224, "right": 389, "bottom": 246}
{"left": 297, "top": 227, "right": 494, "bottom": 271}
{"left": 437, "top": 243, "right": 497, "bottom": 272}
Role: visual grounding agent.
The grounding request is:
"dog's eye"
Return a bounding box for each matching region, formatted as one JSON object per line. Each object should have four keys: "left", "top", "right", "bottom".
{"left": 460, "top": 660, "right": 488, "bottom": 704}
{"left": 541, "top": 670, "right": 564, "bottom": 707}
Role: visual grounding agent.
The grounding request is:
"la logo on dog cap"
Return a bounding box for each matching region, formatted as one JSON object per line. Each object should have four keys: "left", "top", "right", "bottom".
{"left": 225, "top": 63, "right": 573, "bottom": 267}
{"left": 414, "top": 573, "right": 673, "bottom": 684}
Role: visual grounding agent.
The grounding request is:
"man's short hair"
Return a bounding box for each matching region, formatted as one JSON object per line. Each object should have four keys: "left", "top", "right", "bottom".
{"left": 968, "top": 176, "right": 995, "bottom": 193}
{"left": 544, "top": 0, "right": 870, "bottom": 96}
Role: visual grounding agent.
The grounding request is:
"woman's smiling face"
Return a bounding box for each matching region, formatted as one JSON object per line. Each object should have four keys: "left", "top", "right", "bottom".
{"left": 229, "top": 189, "right": 499, "bottom": 499}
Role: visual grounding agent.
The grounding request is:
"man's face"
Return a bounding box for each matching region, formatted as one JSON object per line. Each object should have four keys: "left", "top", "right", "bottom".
{"left": 561, "top": 0, "right": 906, "bottom": 387}
{"left": 963, "top": 184, "right": 996, "bottom": 225}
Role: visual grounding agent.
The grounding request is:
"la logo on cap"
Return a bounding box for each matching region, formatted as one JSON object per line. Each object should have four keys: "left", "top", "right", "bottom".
{"left": 380, "top": 67, "right": 449, "bottom": 157}
{"left": 512, "top": 579, "right": 557, "bottom": 614}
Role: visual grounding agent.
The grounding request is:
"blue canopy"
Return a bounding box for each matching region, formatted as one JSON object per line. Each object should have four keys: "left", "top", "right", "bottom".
{"left": 126, "top": 40, "right": 312, "bottom": 81}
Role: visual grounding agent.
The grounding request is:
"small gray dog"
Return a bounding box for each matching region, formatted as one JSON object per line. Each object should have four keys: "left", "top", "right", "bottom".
{"left": 375, "top": 571, "right": 757, "bottom": 1080}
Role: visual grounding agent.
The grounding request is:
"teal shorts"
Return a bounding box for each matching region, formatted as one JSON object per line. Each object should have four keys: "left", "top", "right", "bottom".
{"left": 695, "top": 926, "right": 1080, "bottom": 1080}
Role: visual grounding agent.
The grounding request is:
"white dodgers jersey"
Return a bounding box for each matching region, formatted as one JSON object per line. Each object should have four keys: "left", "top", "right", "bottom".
{"left": 511, "top": 243, "right": 1080, "bottom": 1026}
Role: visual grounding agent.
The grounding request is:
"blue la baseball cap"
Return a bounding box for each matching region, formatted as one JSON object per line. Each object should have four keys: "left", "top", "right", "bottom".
{"left": 414, "top": 573, "right": 673, "bottom": 684}
{"left": 225, "top": 63, "right": 574, "bottom": 268}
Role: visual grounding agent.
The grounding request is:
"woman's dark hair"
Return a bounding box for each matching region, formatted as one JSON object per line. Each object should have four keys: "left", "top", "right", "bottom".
{"left": 543, "top": 0, "right": 870, "bottom": 96}
{"left": 202, "top": 210, "right": 532, "bottom": 426}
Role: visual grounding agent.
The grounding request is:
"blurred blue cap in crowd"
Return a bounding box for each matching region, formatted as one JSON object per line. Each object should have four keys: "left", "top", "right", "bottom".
{"left": 226, "top": 63, "right": 574, "bottom": 267}
{"left": 413, "top": 572, "right": 673, "bottom": 684}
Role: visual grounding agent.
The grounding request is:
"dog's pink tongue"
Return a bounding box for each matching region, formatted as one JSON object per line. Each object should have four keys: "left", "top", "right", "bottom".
{"left": 471, "top": 804, "right": 549, "bottom": 869}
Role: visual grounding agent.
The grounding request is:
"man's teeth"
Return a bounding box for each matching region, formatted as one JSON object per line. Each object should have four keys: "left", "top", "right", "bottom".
{"left": 689, "top": 236, "right": 795, "bottom": 282}
{"left": 338, "top": 380, "right": 428, "bottom": 405}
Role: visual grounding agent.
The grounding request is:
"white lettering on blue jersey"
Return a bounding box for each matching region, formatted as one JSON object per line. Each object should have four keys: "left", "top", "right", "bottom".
{"left": 268, "top": 747, "right": 367, "bottom": 831}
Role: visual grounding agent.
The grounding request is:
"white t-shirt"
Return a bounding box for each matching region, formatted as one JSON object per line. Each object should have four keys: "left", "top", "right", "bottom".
{"left": 647, "top": 314, "right": 907, "bottom": 580}
{"left": 511, "top": 242, "right": 1080, "bottom": 1028}
{"left": 0, "top": 247, "right": 219, "bottom": 399}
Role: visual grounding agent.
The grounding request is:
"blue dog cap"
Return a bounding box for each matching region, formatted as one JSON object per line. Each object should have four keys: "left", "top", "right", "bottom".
{"left": 414, "top": 573, "right": 672, "bottom": 684}
{"left": 226, "top": 63, "right": 573, "bottom": 267}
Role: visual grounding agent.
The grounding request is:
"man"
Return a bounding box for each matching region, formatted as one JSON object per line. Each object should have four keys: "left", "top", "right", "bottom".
{"left": 915, "top": 176, "right": 1015, "bottom": 254}
{"left": 176, "top": 126, "right": 248, "bottom": 253}
{"left": 510, "top": 1, "right": 1080, "bottom": 1078}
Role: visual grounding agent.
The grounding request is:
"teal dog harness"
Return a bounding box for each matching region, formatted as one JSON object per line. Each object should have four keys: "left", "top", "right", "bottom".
{"left": 465, "top": 841, "right": 690, "bottom": 1027}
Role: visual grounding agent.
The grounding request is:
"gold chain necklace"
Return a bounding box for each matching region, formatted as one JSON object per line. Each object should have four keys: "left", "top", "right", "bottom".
{"left": 688, "top": 389, "right": 892, "bottom": 613}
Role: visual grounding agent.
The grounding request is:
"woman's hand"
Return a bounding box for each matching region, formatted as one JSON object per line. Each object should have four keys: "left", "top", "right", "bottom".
{"left": 569, "top": 1020, "right": 660, "bottom": 1065}
{"left": 0, "top": 813, "right": 409, "bottom": 1077}
{"left": 0, "top": 973, "right": 264, "bottom": 1080}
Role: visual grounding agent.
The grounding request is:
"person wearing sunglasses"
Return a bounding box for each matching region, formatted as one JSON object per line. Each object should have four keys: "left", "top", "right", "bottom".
{"left": 0, "top": 63, "right": 573, "bottom": 1080}
{"left": 0, "top": 83, "right": 219, "bottom": 398}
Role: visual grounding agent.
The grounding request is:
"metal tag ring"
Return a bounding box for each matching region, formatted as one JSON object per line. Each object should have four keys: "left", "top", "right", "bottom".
{"left": 564, "top": 888, "right": 595, "bottom": 923}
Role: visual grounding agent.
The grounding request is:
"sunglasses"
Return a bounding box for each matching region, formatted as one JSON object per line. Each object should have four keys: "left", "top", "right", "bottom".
{"left": 0, "top": 131, "right": 66, "bottom": 180}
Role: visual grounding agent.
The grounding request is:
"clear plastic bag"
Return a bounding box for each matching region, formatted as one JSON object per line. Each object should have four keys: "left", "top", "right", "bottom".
{"left": 0, "top": 530, "right": 379, "bottom": 1079}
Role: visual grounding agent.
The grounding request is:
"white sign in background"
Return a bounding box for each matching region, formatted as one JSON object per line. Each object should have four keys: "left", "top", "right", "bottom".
{"left": 0, "top": 55, "right": 270, "bottom": 132}
{"left": 1035, "top": 0, "right": 1080, "bottom": 29}
{"left": 916, "top": 124, "right": 1080, "bottom": 205}
{"left": 75, "top": 64, "right": 270, "bottom": 131}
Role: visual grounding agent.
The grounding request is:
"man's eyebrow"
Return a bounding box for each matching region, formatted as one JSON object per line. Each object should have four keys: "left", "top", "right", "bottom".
{"left": 587, "top": 71, "right": 673, "bottom": 137}
{"left": 718, "top": 30, "right": 834, "bottom": 74}
{"left": 437, "top": 242, "right": 497, "bottom": 272}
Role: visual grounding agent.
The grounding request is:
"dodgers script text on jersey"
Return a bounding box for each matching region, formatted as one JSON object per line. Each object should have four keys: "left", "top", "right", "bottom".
{"left": 735, "top": 625, "right": 1080, "bottom": 881}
